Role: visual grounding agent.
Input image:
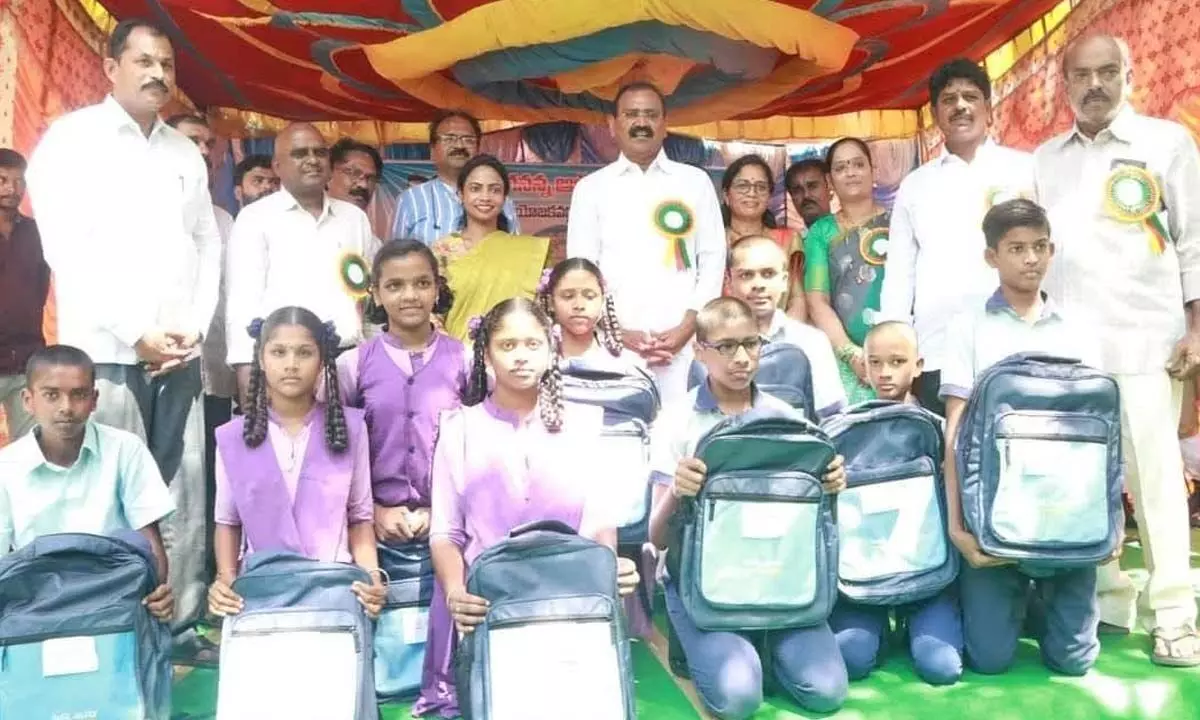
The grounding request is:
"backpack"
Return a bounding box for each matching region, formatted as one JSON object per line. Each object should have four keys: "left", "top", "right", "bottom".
{"left": 374, "top": 541, "right": 436, "bottom": 702}
{"left": 0, "top": 532, "right": 172, "bottom": 720}
{"left": 674, "top": 407, "right": 839, "bottom": 631}
{"left": 215, "top": 552, "right": 378, "bottom": 720}
{"left": 823, "top": 401, "right": 957, "bottom": 605}
{"left": 689, "top": 342, "right": 818, "bottom": 422}
{"left": 560, "top": 358, "right": 661, "bottom": 545}
{"left": 456, "top": 521, "right": 635, "bottom": 720}
{"left": 957, "top": 352, "right": 1123, "bottom": 567}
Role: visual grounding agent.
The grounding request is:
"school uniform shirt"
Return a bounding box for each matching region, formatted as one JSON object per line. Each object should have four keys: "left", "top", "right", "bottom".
{"left": 26, "top": 95, "right": 222, "bottom": 365}
{"left": 213, "top": 408, "right": 374, "bottom": 563}
{"left": 879, "top": 142, "right": 1035, "bottom": 372}
{"left": 201, "top": 204, "right": 237, "bottom": 398}
{"left": 224, "top": 189, "right": 376, "bottom": 365}
{"left": 1034, "top": 105, "right": 1200, "bottom": 375}
{"left": 429, "top": 398, "right": 613, "bottom": 566}
{"left": 766, "top": 309, "right": 847, "bottom": 418}
{"left": 390, "top": 177, "right": 520, "bottom": 245}
{"left": 938, "top": 289, "right": 1102, "bottom": 400}
{"left": 0, "top": 421, "right": 175, "bottom": 553}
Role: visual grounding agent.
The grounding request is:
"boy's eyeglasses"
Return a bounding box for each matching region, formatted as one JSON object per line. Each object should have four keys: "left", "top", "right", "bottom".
{"left": 699, "top": 337, "right": 767, "bottom": 357}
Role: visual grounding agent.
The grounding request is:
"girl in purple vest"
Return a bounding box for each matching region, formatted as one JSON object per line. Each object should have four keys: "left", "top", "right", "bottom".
{"left": 338, "top": 239, "right": 469, "bottom": 546}
{"left": 538, "top": 257, "right": 646, "bottom": 368}
{"left": 207, "top": 306, "right": 385, "bottom": 619}
{"left": 418, "top": 297, "right": 640, "bottom": 717}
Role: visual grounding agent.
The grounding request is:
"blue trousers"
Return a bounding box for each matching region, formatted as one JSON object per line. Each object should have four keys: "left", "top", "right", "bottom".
{"left": 959, "top": 563, "right": 1099, "bottom": 676}
{"left": 829, "top": 590, "right": 963, "bottom": 685}
{"left": 664, "top": 583, "right": 848, "bottom": 719}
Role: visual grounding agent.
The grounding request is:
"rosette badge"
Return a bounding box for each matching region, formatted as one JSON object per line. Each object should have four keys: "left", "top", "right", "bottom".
{"left": 653, "top": 200, "right": 694, "bottom": 271}
{"left": 339, "top": 252, "right": 371, "bottom": 300}
{"left": 1104, "top": 165, "right": 1167, "bottom": 255}
{"left": 858, "top": 227, "right": 889, "bottom": 266}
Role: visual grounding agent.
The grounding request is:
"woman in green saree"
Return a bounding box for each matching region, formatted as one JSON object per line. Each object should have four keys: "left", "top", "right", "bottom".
{"left": 804, "top": 138, "right": 889, "bottom": 404}
{"left": 432, "top": 154, "right": 549, "bottom": 341}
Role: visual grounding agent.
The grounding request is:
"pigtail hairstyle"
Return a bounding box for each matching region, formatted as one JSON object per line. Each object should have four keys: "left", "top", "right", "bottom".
{"left": 538, "top": 258, "right": 624, "bottom": 358}
{"left": 597, "top": 293, "right": 624, "bottom": 357}
{"left": 461, "top": 298, "right": 564, "bottom": 433}
{"left": 368, "top": 239, "right": 456, "bottom": 327}
{"left": 242, "top": 307, "right": 349, "bottom": 454}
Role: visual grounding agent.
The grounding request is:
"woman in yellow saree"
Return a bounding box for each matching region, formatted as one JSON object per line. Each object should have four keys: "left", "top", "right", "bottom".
{"left": 431, "top": 155, "right": 549, "bottom": 341}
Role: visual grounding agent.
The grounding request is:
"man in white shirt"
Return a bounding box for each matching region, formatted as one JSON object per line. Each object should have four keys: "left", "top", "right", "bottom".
{"left": 567, "top": 82, "right": 726, "bottom": 406}
{"left": 879, "top": 58, "right": 1035, "bottom": 415}
{"left": 225, "top": 122, "right": 376, "bottom": 403}
{"left": 1035, "top": 34, "right": 1200, "bottom": 666}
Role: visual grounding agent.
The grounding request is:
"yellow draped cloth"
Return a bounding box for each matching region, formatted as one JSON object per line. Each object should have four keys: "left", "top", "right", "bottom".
{"left": 433, "top": 231, "right": 550, "bottom": 341}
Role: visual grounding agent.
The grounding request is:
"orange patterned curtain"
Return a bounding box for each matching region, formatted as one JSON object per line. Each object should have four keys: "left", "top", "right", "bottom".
{"left": 993, "top": 0, "right": 1200, "bottom": 150}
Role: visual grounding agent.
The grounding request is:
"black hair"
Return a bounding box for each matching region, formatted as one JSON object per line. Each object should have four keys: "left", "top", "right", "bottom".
{"left": 429, "top": 109, "right": 483, "bottom": 144}
{"left": 825, "top": 137, "right": 873, "bottom": 170}
{"left": 25, "top": 345, "right": 95, "bottom": 387}
{"left": 367, "top": 239, "right": 455, "bottom": 326}
{"left": 108, "top": 18, "right": 167, "bottom": 60}
{"left": 0, "top": 148, "right": 26, "bottom": 171}
{"left": 784, "top": 158, "right": 827, "bottom": 192}
{"left": 538, "top": 258, "right": 623, "bottom": 357}
{"left": 695, "top": 297, "right": 757, "bottom": 344}
{"left": 928, "top": 58, "right": 991, "bottom": 108}
{"left": 464, "top": 298, "right": 563, "bottom": 433}
{"left": 612, "top": 82, "right": 667, "bottom": 116}
{"left": 243, "top": 306, "right": 348, "bottom": 453}
{"left": 720, "top": 154, "right": 778, "bottom": 230}
{"left": 982, "top": 198, "right": 1052, "bottom": 250}
{"left": 456, "top": 154, "right": 511, "bottom": 233}
{"left": 234, "top": 154, "right": 273, "bottom": 187}
{"left": 330, "top": 137, "right": 383, "bottom": 176}
{"left": 164, "top": 113, "right": 207, "bottom": 129}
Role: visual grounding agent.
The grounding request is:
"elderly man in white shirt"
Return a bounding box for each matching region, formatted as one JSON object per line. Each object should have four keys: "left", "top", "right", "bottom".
{"left": 225, "top": 122, "right": 376, "bottom": 403}
{"left": 879, "top": 59, "right": 1035, "bottom": 415}
{"left": 1035, "top": 34, "right": 1200, "bottom": 667}
{"left": 567, "top": 82, "right": 726, "bottom": 406}
{"left": 25, "top": 18, "right": 220, "bottom": 633}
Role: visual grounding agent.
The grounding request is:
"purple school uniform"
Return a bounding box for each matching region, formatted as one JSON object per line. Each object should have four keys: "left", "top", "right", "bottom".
{"left": 353, "top": 333, "right": 465, "bottom": 507}
{"left": 214, "top": 406, "right": 367, "bottom": 561}
{"left": 413, "top": 398, "right": 607, "bottom": 718}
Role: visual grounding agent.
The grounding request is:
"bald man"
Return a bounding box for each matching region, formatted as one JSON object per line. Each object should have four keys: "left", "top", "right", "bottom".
{"left": 224, "top": 122, "right": 376, "bottom": 402}
{"left": 1035, "top": 34, "right": 1200, "bottom": 665}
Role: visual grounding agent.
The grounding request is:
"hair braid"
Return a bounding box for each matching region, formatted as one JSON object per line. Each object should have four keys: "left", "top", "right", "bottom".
{"left": 243, "top": 333, "right": 270, "bottom": 448}
{"left": 598, "top": 294, "right": 625, "bottom": 357}
{"left": 539, "top": 350, "right": 564, "bottom": 433}
{"left": 463, "top": 323, "right": 490, "bottom": 406}
{"left": 322, "top": 332, "right": 349, "bottom": 454}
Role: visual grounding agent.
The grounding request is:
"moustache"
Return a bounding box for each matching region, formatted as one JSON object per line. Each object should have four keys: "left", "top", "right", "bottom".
{"left": 141, "top": 80, "right": 169, "bottom": 94}
{"left": 1084, "top": 90, "right": 1109, "bottom": 104}
{"left": 449, "top": 149, "right": 469, "bottom": 157}
{"left": 349, "top": 187, "right": 370, "bottom": 199}
{"left": 950, "top": 110, "right": 972, "bottom": 123}
{"left": 629, "top": 126, "right": 653, "bottom": 139}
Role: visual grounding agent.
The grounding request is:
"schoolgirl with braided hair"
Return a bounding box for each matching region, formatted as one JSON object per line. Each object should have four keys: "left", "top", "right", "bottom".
{"left": 208, "top": 306, "right": 385, "bottom": 621}
{"left": 420, "top": 296, "right": 641, "bottom": 716}
{"left": 537, "top": 258, "right": 641, "bottom": 365}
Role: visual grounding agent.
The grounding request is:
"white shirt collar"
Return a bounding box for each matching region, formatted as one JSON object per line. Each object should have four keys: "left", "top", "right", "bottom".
{"left": 273, "top": 187, "right": 336, "bottom": 222}
{"left": 936, "top": 138, "right": 997, "bottom": 167}
{"left": 614, "top": 148, "right": 673, "bottom": 176}
{"left": 1062, "top": 103, "right": 1137, "bottom": 148}
{"left": 101, "top": 95, "right": 167, "bottom": 138}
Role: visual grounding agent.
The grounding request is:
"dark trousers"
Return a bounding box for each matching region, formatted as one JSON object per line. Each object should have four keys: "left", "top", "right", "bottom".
{"left": 915, "top": 369, "right": 946, "bottom": 417}
{"left": 203, "top": 394, "right": 233, "bottom": 582}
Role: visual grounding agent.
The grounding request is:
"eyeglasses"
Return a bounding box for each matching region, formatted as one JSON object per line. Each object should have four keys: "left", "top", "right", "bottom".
{"left": 731, "top": 180, "right": 771, "bottom": 196}
{"left": 436, "top": 133, "right": 479, "bottom": 147}
{"left": 699, "top": 336, "right": 766, "bottom": 357}
{"left": 336, "top": 165, "right": 377, "bottom": 183}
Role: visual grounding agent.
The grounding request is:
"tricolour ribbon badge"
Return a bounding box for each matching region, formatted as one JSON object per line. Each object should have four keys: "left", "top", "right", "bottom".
{"left": 653, "top": 200, "right": 694, "bottom": 271}
{"left": 1104, "top": 165, "right": 1168, "bottom": 255}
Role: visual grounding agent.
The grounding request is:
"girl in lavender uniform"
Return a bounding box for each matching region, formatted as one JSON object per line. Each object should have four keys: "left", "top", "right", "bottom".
{"left": 338, "top": 239, "right": 469, "bottom": 546}
{"left": 422, "top": 298, "right": 641, "bottom": 716}
{"left": 207, "top": 306, "right": 385, "bottom": 619}
{"left": 538, "top": 257, "right": 644, "bottom": 369}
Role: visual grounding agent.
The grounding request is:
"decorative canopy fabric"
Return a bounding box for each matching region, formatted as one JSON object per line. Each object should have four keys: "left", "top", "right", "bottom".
{"left": 94, "top": 0, "right": 1062, "bottom": 139}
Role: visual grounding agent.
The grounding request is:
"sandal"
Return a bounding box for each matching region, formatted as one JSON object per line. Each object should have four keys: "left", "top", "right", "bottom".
{"left": 1151, "top": 626, "right": 1200, "bottom": 667}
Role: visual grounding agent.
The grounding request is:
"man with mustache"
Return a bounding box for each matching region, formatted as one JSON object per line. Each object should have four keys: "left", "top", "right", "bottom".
{"left": 391, "top": 110, "right": 519, "bottom": 245}
{"left": 224, "top": 122, "right": 376, "bottom": 406}
{"left": 785, "top": 157, "right": 832, "bottom": 230}
{"left": 329, "top": 138, "right": 384, "bottom": 258}
{"left": 567, "top": 82, "right": 726, "bottom": 406}
{"left": 233, "top": 155, "right": 279, "bottom": 208}
{"left": 0, "top": 149, "right": 50, "bottom": 441}
{"left": 879, "top": 58, "right": 1034, "bottom": 416}
{"left": 1034, "top": 34, "right": 1200, "bottom": 667}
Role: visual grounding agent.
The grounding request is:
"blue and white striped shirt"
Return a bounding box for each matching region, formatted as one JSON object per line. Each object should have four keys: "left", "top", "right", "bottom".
{"left": 390, "top": 178, "right": 520, "bottom": 245}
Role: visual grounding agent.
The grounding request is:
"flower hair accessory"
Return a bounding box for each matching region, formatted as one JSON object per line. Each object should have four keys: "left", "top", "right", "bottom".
{"left": 467, "top": 315, "right": 484, "bottom": 340}
{"left": 536, "top": 269, "right": 553, "bottom": 295}
{"left": 550, "top": 323, "right": 563, "bottom": 345}
{"left": 322, "top": 320, "right": 341, "bottom": 349}
{"left": 247, "top": 317, "right": 265, "bottom": 340}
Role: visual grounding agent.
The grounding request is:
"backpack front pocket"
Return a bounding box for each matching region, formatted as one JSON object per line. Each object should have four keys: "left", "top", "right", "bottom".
{"left": 0, "top": 627, "right": 143, "bottom": 719}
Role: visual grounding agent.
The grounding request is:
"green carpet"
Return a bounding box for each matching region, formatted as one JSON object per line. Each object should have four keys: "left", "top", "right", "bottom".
{"left": 170, "top": 533, "right": 1200, "bottom": 719}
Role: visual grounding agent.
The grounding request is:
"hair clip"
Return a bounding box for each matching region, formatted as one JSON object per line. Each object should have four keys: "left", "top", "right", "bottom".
{"left": 247, "top": 317, "right": 265, "bottom": 340}
{"left": 322, "top": 320, "right": 341, "bottom": 349}
{"left": 467, "top": 315, "right": 484, "bottom": 340}
{"left": 536, "top": 269, "right": 553, "bottom": 295}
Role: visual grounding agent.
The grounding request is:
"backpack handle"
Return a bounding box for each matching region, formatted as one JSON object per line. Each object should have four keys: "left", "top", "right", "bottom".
{"left": 509, "top": 520, "right": 578, "bottom": 538}
{"left": 1003, "top": 352, "right": 1080, "bottom": 366}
